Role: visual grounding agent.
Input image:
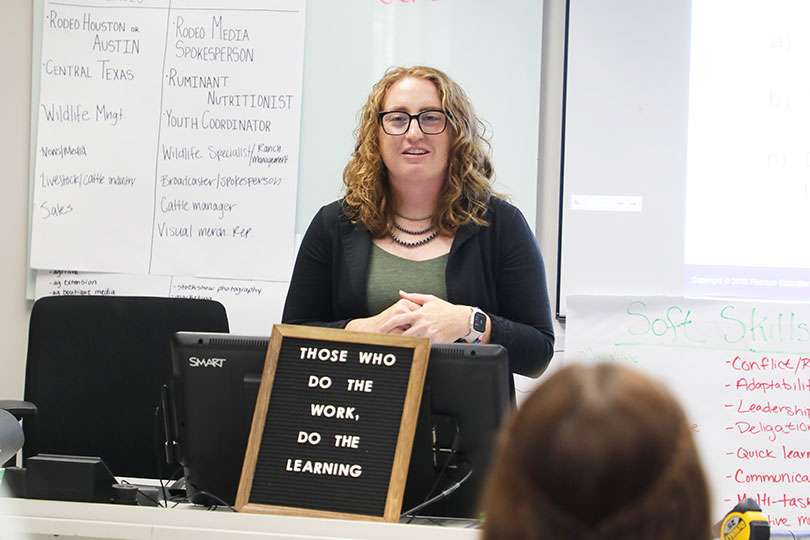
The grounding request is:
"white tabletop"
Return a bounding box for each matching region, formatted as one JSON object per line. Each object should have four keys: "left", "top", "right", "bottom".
{"left": 0, "top": 496, "right": 481, "bottom": 540}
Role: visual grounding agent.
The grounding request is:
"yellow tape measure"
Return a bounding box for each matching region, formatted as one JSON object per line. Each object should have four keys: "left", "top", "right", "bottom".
{"left": 721, "top": 498, "right": 770, "bottom": 540}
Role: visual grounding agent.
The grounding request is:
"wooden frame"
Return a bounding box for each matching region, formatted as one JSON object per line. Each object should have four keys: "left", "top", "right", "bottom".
{"left": 236, "top": 324, "right": 430, "bottom": 522}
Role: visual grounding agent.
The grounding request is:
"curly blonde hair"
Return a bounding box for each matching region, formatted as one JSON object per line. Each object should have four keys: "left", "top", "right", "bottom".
{"left": 342, "top": 66, "right": 497, "bottom": 237}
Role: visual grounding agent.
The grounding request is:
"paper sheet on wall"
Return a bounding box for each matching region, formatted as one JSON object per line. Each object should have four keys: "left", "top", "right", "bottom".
{"left": 35, "top": 269, "right": 287, "bottom": 336}
{"left": 566, "top": 295, "right": 810, "bottom": 530}
{"left": 30, "top": 0, "right": 304, "bottom": 281}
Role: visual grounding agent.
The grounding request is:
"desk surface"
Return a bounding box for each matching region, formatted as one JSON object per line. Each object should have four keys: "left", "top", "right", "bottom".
{"left": 1, "top": 497, "right": 481, "bottom": 540}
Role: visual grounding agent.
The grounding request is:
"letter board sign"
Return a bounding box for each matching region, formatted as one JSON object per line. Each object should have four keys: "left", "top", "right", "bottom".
{"left": 236, "top": 324, "right": 429, "bottom": 522}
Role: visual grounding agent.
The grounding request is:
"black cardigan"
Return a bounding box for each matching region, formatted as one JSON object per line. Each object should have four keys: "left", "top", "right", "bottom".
{"left": 282, "top": 197, "right": 555, "bottom": 377}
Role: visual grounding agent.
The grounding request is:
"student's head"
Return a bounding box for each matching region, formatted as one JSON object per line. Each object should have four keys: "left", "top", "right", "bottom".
{"left": 482, "top": 363, "right": 711, "bottom": 540}
{"left": 342, "top": 66, "right": 494, "bottom": 236}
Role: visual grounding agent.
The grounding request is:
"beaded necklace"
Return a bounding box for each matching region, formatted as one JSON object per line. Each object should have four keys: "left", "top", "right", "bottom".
{"left": 390, "top": 213, "right": 437, "bottom": 247}
{"left": 389, "top": 230, "right": 439, "bottom": 247}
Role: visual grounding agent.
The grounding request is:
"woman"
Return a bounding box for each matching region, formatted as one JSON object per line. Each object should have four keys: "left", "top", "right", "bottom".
{"left": 282, "top": 66, "right": 554, "bottom": 377}
{"left": 482, "top": 363, "right": 712, "bottom": 540}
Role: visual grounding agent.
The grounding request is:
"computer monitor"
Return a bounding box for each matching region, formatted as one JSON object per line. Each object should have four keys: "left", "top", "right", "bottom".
{"left": 169, "top": 332, "right": 267, "bottom": 505}
{"left": 403, "top": 342, "right": 512, "bottom": 519}
{"left": 169, "top": 332, "right": 512, "bottom": 516}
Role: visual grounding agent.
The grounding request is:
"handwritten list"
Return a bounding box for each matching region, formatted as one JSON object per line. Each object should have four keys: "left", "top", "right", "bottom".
{"left": 30, "top": 0, "right": 305, "bottom": 281}
{"left": 34, "top": 269, "right": 288, "bottom": 335}
{"left": 566, "top": 295, "right": 810, "bottom": 530}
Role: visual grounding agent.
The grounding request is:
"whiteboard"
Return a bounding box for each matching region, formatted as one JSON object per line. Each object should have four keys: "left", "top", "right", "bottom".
{"left": 567, "top": 295, "right": 810, "bottom": 530}
{"left": 28, "top": 0, "right": 545, "bottom": 333}
{"left": 296, "top": 0, "right": 544, "bottom": 232}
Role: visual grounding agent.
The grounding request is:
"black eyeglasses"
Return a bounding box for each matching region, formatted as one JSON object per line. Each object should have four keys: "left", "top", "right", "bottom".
{"left": 378, "top": 109, "right": 449, "bottom": 136}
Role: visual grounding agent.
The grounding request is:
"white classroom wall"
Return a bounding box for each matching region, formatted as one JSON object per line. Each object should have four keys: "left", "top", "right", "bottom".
{"left": 0, "top": 1, "right": 568, "bottom": 401}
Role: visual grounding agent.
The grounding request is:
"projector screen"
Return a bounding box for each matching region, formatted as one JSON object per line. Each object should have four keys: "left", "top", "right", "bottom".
{"left": 557, "top": 0, "right": 810, "bottom": 318}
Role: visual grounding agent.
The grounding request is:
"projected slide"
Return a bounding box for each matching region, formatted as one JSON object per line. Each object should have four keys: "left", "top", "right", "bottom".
{"left": 558, "top": 0, "right": 810, "bottom": 317}
{"left": 684, "top": 0, "right": 810, "bottom": 300}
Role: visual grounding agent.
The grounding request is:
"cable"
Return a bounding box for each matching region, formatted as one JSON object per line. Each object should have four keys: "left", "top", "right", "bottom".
{"left": 424, "top": 417, "right": 460, "bottom": 503}
{"left": 117, "top": 479, "right": 163, "bottom": 507}
{"left": 400, "top": 458, "right": 473, "bottom": 519}
{"left": 174, "top": 467, "right": 237, "bottom": 511}
{"left": 402, "top": 416, "right": 461, "bottom": 522}
{"left": 184, "top": 489, "right": 237, "bottom": 511}
{"left": 162, "top": 466, "right": 186, "bottom": 504}
{"left": 153, "top": 405, "right": 169, "bottom": 507}
{"left": 96, "top": 460, "right": 164, "bottom": 508}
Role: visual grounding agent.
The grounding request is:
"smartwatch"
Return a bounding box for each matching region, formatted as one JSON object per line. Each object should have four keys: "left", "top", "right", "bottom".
{"left": 461, "top": 307, "right": 487, "bottom": 344}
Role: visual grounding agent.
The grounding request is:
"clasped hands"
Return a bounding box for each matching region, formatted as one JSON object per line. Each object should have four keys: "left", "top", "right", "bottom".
{"left": 345, "top": 290, "right": 471, "bottom": 343}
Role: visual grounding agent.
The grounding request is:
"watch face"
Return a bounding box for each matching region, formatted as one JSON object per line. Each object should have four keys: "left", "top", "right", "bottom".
{"left": 472, "top": 311, "right": 487, "bottom": 332}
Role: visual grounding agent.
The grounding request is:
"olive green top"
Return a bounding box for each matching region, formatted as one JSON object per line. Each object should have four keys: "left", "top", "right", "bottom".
{"left": 366, "top": 243, "right": 449, "bottom": 315}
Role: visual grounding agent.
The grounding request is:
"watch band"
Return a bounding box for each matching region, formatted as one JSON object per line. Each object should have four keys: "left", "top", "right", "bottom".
{"left": 461, "top": 307, "right": 487, "bottom": 344}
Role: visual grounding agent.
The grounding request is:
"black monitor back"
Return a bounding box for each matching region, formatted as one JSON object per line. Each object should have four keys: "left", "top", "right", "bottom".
{"left": 402, "top": 342, "right": 512, "bottom": 518}
{"left": 169, "top": 332, "right": 266, "bottom": 505}
{"left": 22, "top": 296, "right": 229, "bottom": 479}
{"left": 170, "top": 332, "right": 512, "bottom": 516}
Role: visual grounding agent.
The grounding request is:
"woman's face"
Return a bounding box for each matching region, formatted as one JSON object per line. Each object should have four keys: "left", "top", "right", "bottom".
{"left": 378, "top": 77, "right": 451, "bottom": 188}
